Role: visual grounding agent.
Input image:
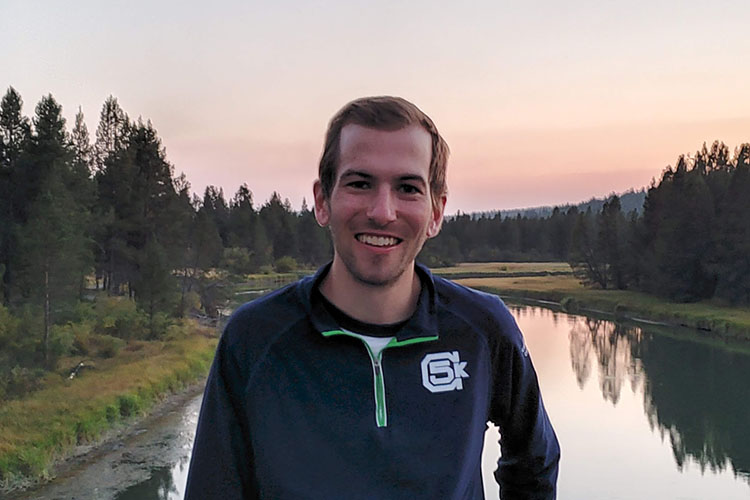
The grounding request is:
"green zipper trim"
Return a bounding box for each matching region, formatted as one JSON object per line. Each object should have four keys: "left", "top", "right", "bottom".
{"left": 321, "top": 329, "right": 437, "bottom": 428}
{"left": 385, "top": 336, "right": 438, "bottom": 348}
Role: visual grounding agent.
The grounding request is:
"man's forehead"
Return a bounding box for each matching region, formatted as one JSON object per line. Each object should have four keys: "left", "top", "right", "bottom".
{"left": 338, "top": 123, "right": 430, "bottom": 158}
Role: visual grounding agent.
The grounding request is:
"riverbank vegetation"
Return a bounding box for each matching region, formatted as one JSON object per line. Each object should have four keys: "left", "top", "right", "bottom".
{"left": 0, "top": 316, "right": 216, "bottom": 490}
{"left": 451, "top": 269, "right": 750, "bottom": 340}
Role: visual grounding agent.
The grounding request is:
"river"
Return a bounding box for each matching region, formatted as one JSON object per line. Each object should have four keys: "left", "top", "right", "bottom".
{"left": 17, "top": 304, "right": 750, "bottom": 499}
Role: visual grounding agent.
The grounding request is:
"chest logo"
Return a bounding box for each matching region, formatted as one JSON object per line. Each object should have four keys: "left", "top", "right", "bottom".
{"left": 421, "top": 351, "right": 469, "bottom": 393}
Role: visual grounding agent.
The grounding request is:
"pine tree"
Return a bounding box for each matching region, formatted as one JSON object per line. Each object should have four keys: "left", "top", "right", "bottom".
{"left": 0, "top": 87, "right": 31, "bottom": 304}
{"left": 598, "top": 196, "right": 626, "bottom": 289}
{"left": 201, "top": 186, "right": 230, "bottom": 246}
{"left": 569, "top": 208, "right": 608, "bottom": 289}
{"left": 260, "top": 192, "right": 297, "bottom": 262}
{"left": 296, "top": 198, "right": 331, "bottom": 266}
{"left": 714, "top": 144, "right": 750, "bottom": 303}
{"left": 93, "top": 96, "right": 129, "bottom": 172}
{"left": 644, "top": 157, "right": 716, "bottom": 301}
{"left": 133, "top": 238, "right": 175, "bottom": 338}
{"left": 13, "top": 95, "right": 90, "bottom": 364}
{"left": 93, "top": 96, "right": 131, "bottom": 292}
{"left": 227, "top": 184, "right": 256, "bottom": 249}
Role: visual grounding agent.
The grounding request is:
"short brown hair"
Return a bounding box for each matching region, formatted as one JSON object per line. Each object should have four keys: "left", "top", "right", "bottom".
{"left": 318, "top": 96, "right": 449, "bottom": 208}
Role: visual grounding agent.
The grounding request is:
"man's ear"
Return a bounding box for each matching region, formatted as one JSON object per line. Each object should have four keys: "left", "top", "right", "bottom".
{"left": 426, "top": 194, "right": 447, "bottom": 238}
{"left": 313, "top": 180, "right": 330, "bottom": 227}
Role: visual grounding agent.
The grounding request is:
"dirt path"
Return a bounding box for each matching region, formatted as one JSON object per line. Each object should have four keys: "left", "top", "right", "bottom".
{"left": 8, "top": 385, "right": 205, "bottom": 500}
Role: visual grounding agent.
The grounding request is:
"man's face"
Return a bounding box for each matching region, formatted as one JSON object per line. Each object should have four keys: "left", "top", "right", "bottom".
{"left": 314, "top": 124, "right": 446, "bottom": 288}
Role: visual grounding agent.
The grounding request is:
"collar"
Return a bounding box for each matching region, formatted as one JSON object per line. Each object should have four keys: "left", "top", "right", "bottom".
{"left": 302, "top": 262, "right": 439, "bottom": 342}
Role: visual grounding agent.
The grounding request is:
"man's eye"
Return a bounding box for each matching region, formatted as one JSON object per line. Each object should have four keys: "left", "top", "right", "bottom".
{"left": 347, "top": 180, "right": 370, "bottom": 189}
{"left": 400, "top": 184, "right": 421, "bottom": 194}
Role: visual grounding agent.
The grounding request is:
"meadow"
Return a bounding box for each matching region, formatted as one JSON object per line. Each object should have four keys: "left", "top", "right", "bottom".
{"left": 450, "top": 262, "right": 750, "bottom": 340}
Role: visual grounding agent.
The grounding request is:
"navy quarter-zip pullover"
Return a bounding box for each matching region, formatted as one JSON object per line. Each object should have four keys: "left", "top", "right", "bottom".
{"left": 185, "top": 263, "right": 560, "bottom": 499}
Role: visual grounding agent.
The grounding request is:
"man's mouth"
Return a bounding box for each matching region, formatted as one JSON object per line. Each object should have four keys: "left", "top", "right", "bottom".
{"left": 356, "top": 234, "right": 401, "bottom": 247}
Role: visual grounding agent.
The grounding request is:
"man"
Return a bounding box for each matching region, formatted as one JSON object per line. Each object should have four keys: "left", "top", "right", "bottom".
{"left": 185, "top": 96, "right": 560, "bottom": 499}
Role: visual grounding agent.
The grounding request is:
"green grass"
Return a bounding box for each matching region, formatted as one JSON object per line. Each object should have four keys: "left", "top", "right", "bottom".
{"left": 0, "top": 322, "right": 218, "bottom": 490}
{"left": 434, "top": 262, "right": 572, "bottom": 275}
{"left": 451, "top": 266, "right": 750, "bottom": 340}
{"left": 432, "top": 261, "right": 572, "bottom": 280}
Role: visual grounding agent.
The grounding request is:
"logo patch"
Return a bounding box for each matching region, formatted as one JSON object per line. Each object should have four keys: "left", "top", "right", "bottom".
{"left": 421, "top": 351, "right": 470, "bottom": 393}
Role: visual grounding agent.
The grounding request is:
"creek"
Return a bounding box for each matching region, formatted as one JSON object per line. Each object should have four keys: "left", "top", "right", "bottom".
{"left": 18, "top": 304, "right": 750, "bottom": 499}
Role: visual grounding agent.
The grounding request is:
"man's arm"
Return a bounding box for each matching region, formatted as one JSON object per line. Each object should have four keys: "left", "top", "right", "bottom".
{"left": 489, "top": 309, "right": 560, "bottom": 499}
{"left": 185, "top": 332, "right": 257, "bottom": 499}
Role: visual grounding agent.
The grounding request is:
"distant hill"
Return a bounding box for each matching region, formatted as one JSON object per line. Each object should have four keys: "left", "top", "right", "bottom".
{"left": 465, "top": 189, "right": 647, "bottom": 220}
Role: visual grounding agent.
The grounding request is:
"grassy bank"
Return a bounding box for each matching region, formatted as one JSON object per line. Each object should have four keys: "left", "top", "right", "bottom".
{"left": 432, "top": 262, "right": 571, "bottom": 280}
{"left": 446, "top": 263, "right": 750, "bottom": 340}
{"left": 0, "top": 324, "right": 217, "bottom": 491}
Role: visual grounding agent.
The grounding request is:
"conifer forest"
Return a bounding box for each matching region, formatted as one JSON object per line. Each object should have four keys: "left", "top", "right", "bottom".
{"left": 1, "top": 87, "right": 748, "bottom": 400}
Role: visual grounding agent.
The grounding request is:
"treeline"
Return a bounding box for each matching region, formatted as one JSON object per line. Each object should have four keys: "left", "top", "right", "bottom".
{"left": 423, "top": 140, "right": 750, "bottom": 305}
{"left": 0, "top": 88, "right": 330, "bottom": 395}
{"left": 1, "top": 86, "right": 748, "bottom": 398}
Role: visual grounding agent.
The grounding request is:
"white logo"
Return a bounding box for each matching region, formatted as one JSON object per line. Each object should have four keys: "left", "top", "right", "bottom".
{"left": 421, "top": 351, "right": 469, "bottom": 393}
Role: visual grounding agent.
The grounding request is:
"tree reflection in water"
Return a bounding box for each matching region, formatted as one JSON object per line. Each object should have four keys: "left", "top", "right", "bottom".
{"left": 567, "top": 316, "right": 643, "bottom": 404}
{"left": 563, "top": 311, "right": 750, "bottom": 484}
{"left": 115, "top": 455, "right": 190, "bottom": 500}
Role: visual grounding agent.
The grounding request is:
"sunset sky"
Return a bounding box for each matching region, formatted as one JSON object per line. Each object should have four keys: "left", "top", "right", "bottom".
{"left": 4, "top": 0, "right": 750, "bottom": 214}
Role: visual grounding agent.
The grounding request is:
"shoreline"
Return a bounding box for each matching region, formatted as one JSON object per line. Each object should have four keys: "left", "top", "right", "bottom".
{"left": 9, "top": 383, "right": 206, "bottom": 500}
{"left": 0, "top": 333, "right": 217, "bottom": 494}
{"left": 462, "top": 282, "right": 750, "bottom": 342}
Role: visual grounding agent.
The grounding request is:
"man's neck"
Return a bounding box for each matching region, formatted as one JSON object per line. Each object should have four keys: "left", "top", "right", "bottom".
{"left": 319, "top": 261, "right": 421, "bottom": 325}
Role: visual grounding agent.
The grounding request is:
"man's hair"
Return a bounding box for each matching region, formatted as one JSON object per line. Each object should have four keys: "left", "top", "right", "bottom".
{"left": 318, "top": 96, "right": 449, "bottom": 208}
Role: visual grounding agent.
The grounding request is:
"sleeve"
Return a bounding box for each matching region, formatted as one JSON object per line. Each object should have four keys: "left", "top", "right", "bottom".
{"left": 184, "top": 329, "right": 258, "bottom": 499}
{"left": 489, "top": 310, "right": 560, "bottom": 500}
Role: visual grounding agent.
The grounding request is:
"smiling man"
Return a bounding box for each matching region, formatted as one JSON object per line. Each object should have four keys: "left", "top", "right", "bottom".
{"left": 185, "top": 96, "right": 560, "bottom": 499}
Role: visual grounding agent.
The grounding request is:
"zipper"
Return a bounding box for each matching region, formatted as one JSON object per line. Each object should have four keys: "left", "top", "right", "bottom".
{"left": 365, "top": 344, "right": 388, "bottom": 427}
{"left": 322, "top": 330, "right": 437, "bottom": 428}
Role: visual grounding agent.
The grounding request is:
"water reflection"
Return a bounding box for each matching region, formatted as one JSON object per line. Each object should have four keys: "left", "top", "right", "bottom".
{"left": 114, "top": 455, "right": 190, "bottom": 500}
{"left": 516, "top": 305, "right": 750, "bottom": 485}
{"left": 639, "top": 330, "right": 750, "bottom": 481}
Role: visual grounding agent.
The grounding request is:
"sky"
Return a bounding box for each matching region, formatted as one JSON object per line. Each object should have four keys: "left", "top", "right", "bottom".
{"left": 3, "top": 0, "right": 750, "bottom": 214}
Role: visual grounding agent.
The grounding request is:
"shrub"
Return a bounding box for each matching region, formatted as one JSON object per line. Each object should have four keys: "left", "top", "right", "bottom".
{"left": 178, "top": 290, "right": 201, "bottom": 316}
{"left": 165, "top": 320, "right": 191, "bottom": 341}
{"left": 93, "top": 297, "right": 148, "bottom": 340}
{"left": 221, "top": 247, "right": 252, "bottom": 275}
{"left": 94, "top": 335, "right": 126, "bottom": 358}
{"left": 105, "top": 403, "right": 120, "bottom": 423}
{"left": 48, "top": 324, "right": 75, "bottom": 359}
{"left": 274, "top": 256, "right": 298, "bottom": 273}
{"left": 4, "top": 365, "right": 45, "bottom": 399}
{"left": 560, "top": 296, "right": 580, "bottom": 314}
{"left": 0, "top": 305, "right": 20, "bottom": 349}
{"left": 117, "top": 393, "right": 142, "bottom": 417}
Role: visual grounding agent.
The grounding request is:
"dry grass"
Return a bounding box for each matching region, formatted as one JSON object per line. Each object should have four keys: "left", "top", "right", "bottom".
{"left": 454, "top": 272, "right": 750, "bottom": 339}
{"left": 433, "top": 262, "right": 572, "bottom": 276}
{"left": 456, "top": 274, "right": 583, "bottom": 293}
{"left": 0, "top": 324, "right": 218, "bottom": 489}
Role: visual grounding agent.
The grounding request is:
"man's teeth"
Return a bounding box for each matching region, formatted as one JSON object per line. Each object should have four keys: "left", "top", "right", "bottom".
{"left": 357, "top": 234, "right": 399, "bottom": 247}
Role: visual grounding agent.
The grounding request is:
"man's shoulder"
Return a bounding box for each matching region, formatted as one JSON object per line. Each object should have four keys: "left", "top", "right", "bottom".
{"left": 431, "top": 273, "right": 521, "bottom": 344}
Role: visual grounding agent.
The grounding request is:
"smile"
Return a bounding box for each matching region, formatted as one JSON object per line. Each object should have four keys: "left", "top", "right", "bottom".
{"left": 356, "top": 234, "right": 401, "bottom": 247}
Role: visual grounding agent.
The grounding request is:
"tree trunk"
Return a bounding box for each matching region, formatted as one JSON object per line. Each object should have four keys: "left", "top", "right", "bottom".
{"left": 44, "top": 266, "right": 50, "bottom": 366}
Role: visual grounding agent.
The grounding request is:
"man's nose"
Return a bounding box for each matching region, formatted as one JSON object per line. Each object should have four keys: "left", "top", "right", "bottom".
{"left": 366, "top": 186, "right": 397, "bottom": 225}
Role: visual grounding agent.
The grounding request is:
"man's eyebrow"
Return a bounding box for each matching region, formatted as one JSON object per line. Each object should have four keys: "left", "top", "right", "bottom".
{"left": 338, "top": 170, "right": 371, "bottom": 180}
{"left": 399, "top": 174, "right": 427, "bottom": 184}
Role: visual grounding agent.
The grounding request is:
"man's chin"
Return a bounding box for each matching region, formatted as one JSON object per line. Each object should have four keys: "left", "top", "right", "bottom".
{"left": 349, "top": 265, "right": 409, "bottom": 289}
